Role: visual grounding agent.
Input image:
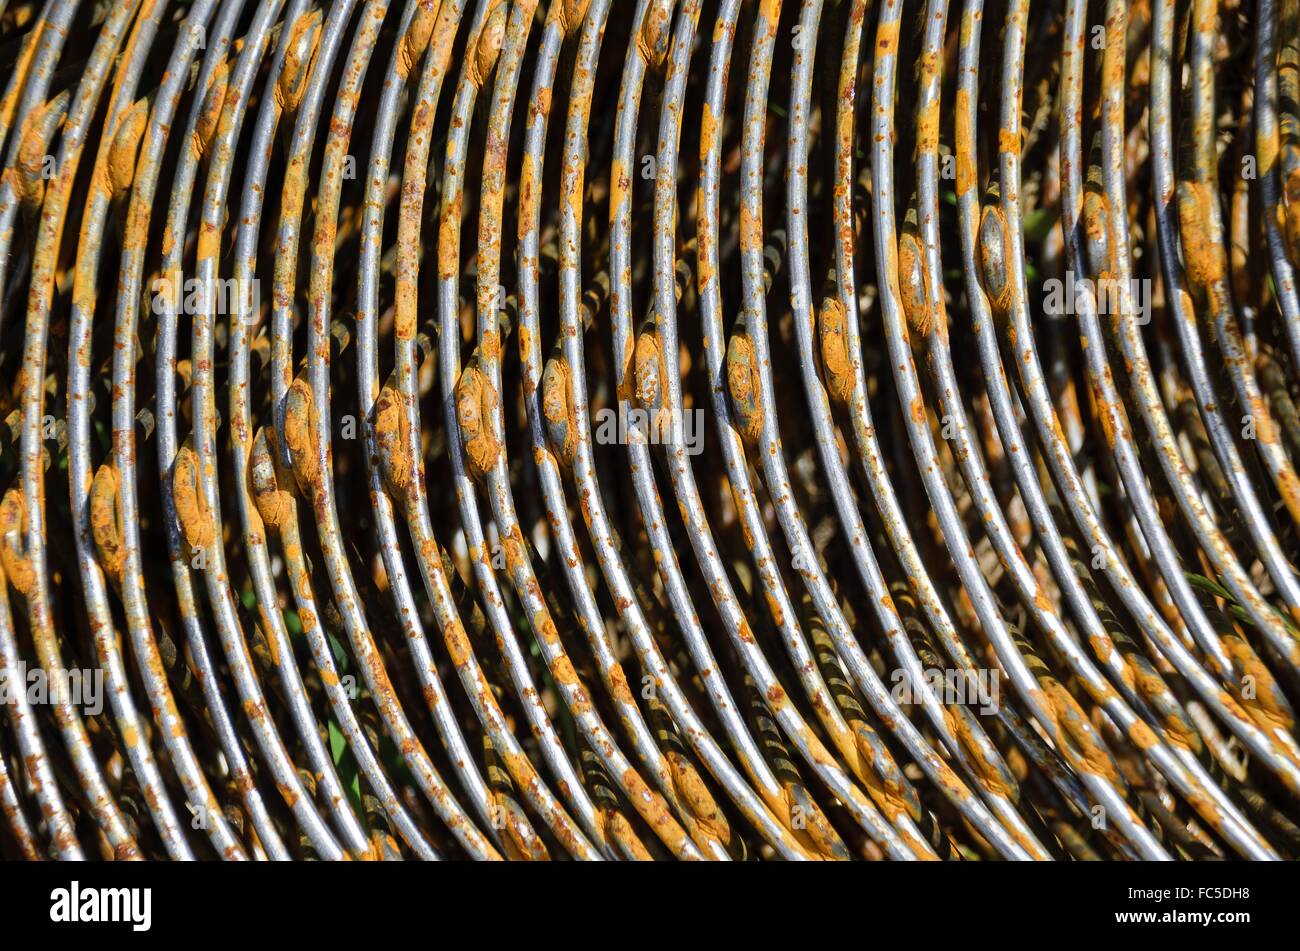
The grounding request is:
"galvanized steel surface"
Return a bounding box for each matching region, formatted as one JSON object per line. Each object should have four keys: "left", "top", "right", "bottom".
{"left": 0, "top": 0, "right": 1296, "bottom": 860}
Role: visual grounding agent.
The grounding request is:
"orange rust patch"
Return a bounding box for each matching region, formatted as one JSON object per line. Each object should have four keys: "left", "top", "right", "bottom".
{"left": 456, "top": 361, "right": 502, "bottom": 478}
{"left": 14, "top": 92, "right": 65, "bottom": 207}
{"left": 277, "top": 8, "right": 323, "bottom": 114}
{"left": 726, "top": 331, "right": 764, "bottom": 442}
{"left": 375, "top": 384, "right": 414, "bottom": 499}
{"left": 540, "top": 355, "right": 578, "bottom": 467}
{"left": 739, "top": 200, "right": 762, "bottom": 251}
{"left": 606, "top": 809, "right": 654, "bottom": 860}
{"left": 633, "top": 328, "right": 666, "bottom": 410}
{"left": 445, "top": 622, "right": 473, "bottom": 667}
{"left": 954, "top": 90, "right": 976, "bottom": 194}
{"left": 248, "top": 428, "right": 292, "bottom": 531}
{"left": 700, "top": 101, "right": 718, "bottom": 164}
{"left": 1177, "top": 180, "right": 1226, "bottom": 287}
{"left": 284, "top": 379, "right": 321, "bottom": 492}
{"left": 1226, "top": 636, "right": 1294, "bottom": 732}
{"left": 669, "top": 751, "right": 729, "bottom": 845}
{"left": 610, "top": 157, "right": 629, "bottom": 210}
{"left": 549, "top": 0, "right": 591, "bottom": 36}
{"left": 551, "top": 655, "right": 581, "bottom": 688}
{"left": 397, "top": 0, "right": 438, "bottom": 80}
{"left": 1044, "top": 682, "right": 1121, "bottom": 784}
{"left": 173, "top": 444, "right": 215, "bottom": 551}
{"left": 192, "top": 59, "right": 230, "bottom": 159}
{"left": 897, "top": 232, "right": 933, "bottom": 338}
{"left": 875, "top": 17, "right": 900, "bottom": 52}
{"left": 469, "top": 1, "right": 507, "bottom": 90}
{"left": 1287, "top": 180, "right": 1300, "bottom": 264}
{"left": 437, "top": 194, "right": 463, "bottom": 279}
{"left": 1128, "top": 720, "right": 1159, "bottom": 751}
{"left": 0, "top": 489, "right": 34, "bottom": 596}
{"left": 916, "top": 99, "right": 940, "bottom": 157}
{"left": 638, "top": 0, "right": 672, "bottom": 69}
{"left": 106, "top": 98, "right": 148, "bottom": 197}
{"left": 818, "top": 296, "right": 854, "bottom": 404}
{"left": 89, "top": 465, "right": 125, "bottom": 582}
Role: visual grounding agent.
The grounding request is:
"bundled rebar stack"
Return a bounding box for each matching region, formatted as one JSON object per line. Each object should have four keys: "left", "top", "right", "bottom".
{"left": 0, "top": 0, "right": 1296, "bottom": 861}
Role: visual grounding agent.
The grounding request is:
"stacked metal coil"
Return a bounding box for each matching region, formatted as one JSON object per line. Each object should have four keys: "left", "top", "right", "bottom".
{"left": 0, "top": 0, "right": 1297, "bottom": 861}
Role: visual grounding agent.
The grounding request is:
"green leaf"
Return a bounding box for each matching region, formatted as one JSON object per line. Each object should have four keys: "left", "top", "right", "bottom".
{"left": 328, "top": 631, "right": 349, "bottom": 672}
{"left": 328, "top": 720, "right": 363, "bottom": 816}
{"left": 1185, "top": 573, "right": 1234, "bottom": 602}
{"left": 328, "top": 719, "right": 347, "bottom": 763}
{"left": 1186, "top": 572, "right": 1300, "bottom": 638}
